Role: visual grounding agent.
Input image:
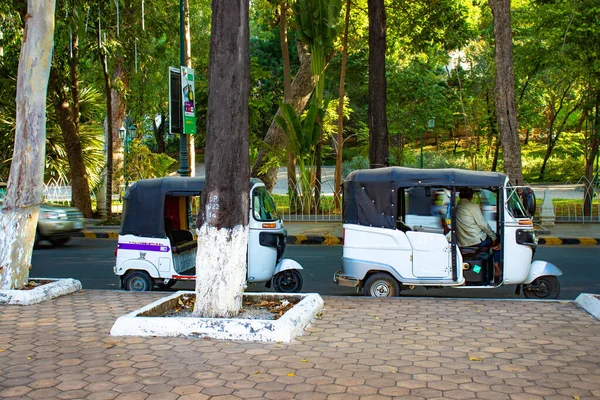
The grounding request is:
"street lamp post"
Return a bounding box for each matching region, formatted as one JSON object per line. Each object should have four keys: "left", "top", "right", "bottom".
{"left": 119, "top": 120, "right": 137, "bottom": 191}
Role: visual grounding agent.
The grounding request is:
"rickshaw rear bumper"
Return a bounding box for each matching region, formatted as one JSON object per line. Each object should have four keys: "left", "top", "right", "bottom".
{"left": 524, "top": 260, "right": 563, "bottom": 284}
{"left": 334, "top": 269, "right": 360, "bottom": 287}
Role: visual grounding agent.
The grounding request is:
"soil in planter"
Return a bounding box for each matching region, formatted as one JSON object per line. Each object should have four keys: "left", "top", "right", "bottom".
{"left": 160, "top": 294, "right": 300, "bottom": 320}
{"left": 17, "top": 280, "right": 54, "bottom": 290}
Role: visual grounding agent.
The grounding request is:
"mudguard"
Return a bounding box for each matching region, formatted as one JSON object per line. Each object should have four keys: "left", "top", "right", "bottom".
{"left": 273, "top": 258, "right": 303, "bottom": 275}
{"left": 115, "top": 259, "right": 160, "bottom": 279}
{"left": 524, "top": 260, "right": 563, "bottom": 284}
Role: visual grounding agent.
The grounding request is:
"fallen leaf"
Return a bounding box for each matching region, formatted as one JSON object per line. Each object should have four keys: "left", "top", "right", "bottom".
{"left": 115, "top": 355, "right": 120, "bottom": 358}
{"left": 389, "top": 370, "right": 396, "bottom": 373}
{"left": 573, "top": 397, "right": 580, "bottom": 400}
{"left": 477, "top": 310, "right": 481, "bottom": 313}
{"left": 287, "top": 373, "right": 295, "bottom": 377}
{"left": 254, "top": 371, "right": 260, "bottom": 375}
{"left": 375, "top": 316, "right": 379, "bottom": 320}
{"left": 468, "top": 356, "right": 483, "bottom": 362}
{"left": 301, "top": 359, "right": 308, "bottom": 363}
{"left": 0, "top": 350, "right": 4, "bottom": 353}
{"left": 26, "top": 357, "right": 32, "bottom": 360}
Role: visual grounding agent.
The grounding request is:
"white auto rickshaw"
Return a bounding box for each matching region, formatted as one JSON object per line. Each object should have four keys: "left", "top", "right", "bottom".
{"left": 114, "top": 177, "right": 303, "bottom": 292}
{"left": 334, "top": 167, "right": 562, "bottom": 299}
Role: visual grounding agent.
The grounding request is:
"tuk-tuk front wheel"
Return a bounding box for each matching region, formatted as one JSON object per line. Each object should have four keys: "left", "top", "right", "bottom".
{"left": 273, "top": 270, "right": 303, "bottom": 293}
{"left": 364, "top": 273, "right": 400, "bottom": 297}
{"left": 124, "top": 271, "right": 153, "bottom": 292}
{"left": 523, "top": 276, "right": 560, "bottom": 299}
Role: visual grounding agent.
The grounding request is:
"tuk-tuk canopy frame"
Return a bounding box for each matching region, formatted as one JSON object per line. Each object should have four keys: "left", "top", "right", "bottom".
{"left": 343, "top": 167, "right": 508, "bottom": 229}
{"left": 120, "top": 177, "right": 262, "bottom": 238}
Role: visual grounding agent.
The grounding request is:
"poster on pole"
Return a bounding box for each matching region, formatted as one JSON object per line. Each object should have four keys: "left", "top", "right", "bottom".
{"left": 181, "top": 66, "right": 196, "bottom": 135}
{"left": 168, "top": 67, "right": 182, "bottom": 134}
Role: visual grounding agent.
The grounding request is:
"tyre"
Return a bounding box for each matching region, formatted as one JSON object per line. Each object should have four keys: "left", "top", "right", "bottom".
{"left": 363, "top": 273, "right": 400, "bottom": 297}
{"left": 49, "top": 237, "right": 71, "bottom": 246}
{"left": 272, "top": 270, "right": 303, "bottom": 293}
{"left": 124, "top": 271, "right": 154, "bottom": 292}
{"left": 157, "top": 279, "right": 177, "bottom": 290}
{"left": 523, "top": 276, "right": 560, "bottom": 299}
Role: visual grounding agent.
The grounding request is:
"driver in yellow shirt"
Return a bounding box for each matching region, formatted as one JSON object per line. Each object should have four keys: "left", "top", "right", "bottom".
{"left": 456, "top": 187, "right": 501, "bottom": 282}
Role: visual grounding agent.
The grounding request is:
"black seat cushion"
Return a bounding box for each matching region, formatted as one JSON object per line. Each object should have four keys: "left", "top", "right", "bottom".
{"left": 460, "top": 246, "right": 490, "bottom": 256}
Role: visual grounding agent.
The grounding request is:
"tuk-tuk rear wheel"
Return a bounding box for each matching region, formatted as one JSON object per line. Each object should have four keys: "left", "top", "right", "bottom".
{"left": 364, "top": 273, "right": 400, "bottom": 297}
{"left": 124, "top": 271, "right": 153, "bottom": 292}
{"left": 523, "top": 276, "right": 560, "bottom": 299}
{"left": 272, "top": 270, "right": 303, "bottom": 293}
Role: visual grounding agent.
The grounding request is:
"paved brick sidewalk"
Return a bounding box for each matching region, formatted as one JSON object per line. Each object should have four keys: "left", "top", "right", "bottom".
{"left": 1, "top": 291, "right": 599, "bottom": 399}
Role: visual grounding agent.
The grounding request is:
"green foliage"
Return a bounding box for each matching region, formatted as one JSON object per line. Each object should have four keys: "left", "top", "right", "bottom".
{"left": 276, "top": 100, "right": 326, "bottom": 212}
{"left": 118, "top": 139, "right": 176, "bottom": 185}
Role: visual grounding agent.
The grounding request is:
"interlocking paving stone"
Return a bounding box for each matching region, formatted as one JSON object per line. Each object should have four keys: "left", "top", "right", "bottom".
{"left": 0, "top": 291, "right": 599, "bottom": 399}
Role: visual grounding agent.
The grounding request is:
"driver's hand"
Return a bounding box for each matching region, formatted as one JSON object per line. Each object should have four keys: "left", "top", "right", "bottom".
{"left": 491, "top": 238, "right": 501, "bottom": 250}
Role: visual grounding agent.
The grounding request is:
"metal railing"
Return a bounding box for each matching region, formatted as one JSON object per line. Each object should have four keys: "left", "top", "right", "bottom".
{"left": 40, "top": 174, "right": 599, "bottom": 223}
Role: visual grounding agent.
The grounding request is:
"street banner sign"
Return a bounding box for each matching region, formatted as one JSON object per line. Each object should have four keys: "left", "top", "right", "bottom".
{"left": 168, "top": 67, "right": 182, "bottom": 134}
{"left": 181, "top": 66, "right": 196, "bottom": 135}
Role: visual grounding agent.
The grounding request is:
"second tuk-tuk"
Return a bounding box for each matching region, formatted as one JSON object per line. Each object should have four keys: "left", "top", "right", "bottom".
{"left": 334, "top": 167, "right": 562, "bottom": 298}
{"left": 114, "top": 176, "right": 303, "bottom": 292}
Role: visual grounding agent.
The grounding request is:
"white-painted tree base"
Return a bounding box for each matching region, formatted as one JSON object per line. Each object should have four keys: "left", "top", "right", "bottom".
{"left": 575, "top": 293, "right": 600, "bottom": 320}
{"left": 0, "top": 278, "right": 82, "bottom": 305}
{"left": 110, "top": 292, "right": 324, "bottom": 342}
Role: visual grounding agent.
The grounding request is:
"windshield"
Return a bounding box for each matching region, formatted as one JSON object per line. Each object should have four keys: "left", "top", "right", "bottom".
{"left": 507, "top": 187, "right": 530, "bottom": 218}
{"left": 252, "top": 186, "right": 279, "bottom": 222}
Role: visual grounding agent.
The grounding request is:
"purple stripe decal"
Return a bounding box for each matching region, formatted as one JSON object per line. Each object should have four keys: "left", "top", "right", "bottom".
{"left": 118, "top": 243, "right": 171, "bottom": 252}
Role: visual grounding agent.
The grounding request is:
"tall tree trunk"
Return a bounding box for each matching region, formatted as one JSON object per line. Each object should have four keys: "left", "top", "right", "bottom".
{"left": 368, "top": 0, "right": 389, "bottom": 169}
{"left": 153, "top": 112, "right": 166, "bottom": 153}
{"left": 111, "top": 61, "right": 128, "bottom": 185}
{"left": 49, "top": 66, "right": 93, "bottom": 218}
{"left": 99, "top": 25, "right": 114, "bottom": 216}
{"left": 61, "top": 33, "right": 92, "bottom": 217}
{"left": 251, "top": 44, "right": 315, "bottom": 190}
{"left": 539, "top": 135, "right": 554, "bottom": 180}
{"left": 0, "top": 0, "right": 56, "bottom": 290}
{"left": 334, "top": 0, "right": 351, "bottom": 211}
{"left": 491, "top": 134, "right": 501, "bottom": 172}
{"left": 485, "top": 89, "right": 498, "bottom": 162}
{"left": 184, "top": 0, "right": 196, "bottom": 176}
{"left": 584, "top": 92, "right": 599, "bottom": 215}
{"left": 194, "top": 0, "right": 250, "bottom": 317}
{"left": 280, "top": 2, "right": 298, "bottom": 208}
{"left": 489, "top": 0, "right": 523, "bottom": 185}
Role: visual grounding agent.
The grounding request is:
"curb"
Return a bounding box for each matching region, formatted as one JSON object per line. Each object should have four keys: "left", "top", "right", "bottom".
{"left": 574, "top": 293, "right": 600, "bottom": 320}
{"left": 77, "top": 231, "right": 600, "bottom": 246}
{"left": 537, "top": 237, "right": 600, "bottom": 245}
{"left": 0, "top": 278, "right": 82, "bottom": 305}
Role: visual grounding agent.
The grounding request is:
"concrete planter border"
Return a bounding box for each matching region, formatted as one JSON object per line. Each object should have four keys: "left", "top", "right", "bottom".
{"left": 110, "top": 291, "right": 324, "bottom": 342}
{"left": 575, "top": 293, "right": 600, "bottom": 320}
{"left": 0, "top": 278, "right": 82, "bottom": 305}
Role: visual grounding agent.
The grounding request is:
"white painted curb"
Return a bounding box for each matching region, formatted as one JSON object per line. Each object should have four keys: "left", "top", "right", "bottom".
{"left": 110, "top": 291, "right": 324, "bottom": 342}
{"left": 575, "top": 293, "right": 600, "bottom": 320}
{"left": 0, "top": 278, "right": 82, "bottom": 305}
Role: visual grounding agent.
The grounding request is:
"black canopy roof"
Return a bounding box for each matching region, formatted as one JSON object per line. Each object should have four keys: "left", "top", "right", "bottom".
{"left": 343, "top": 167, "right": 507, "bottom": 229}
{"left": 120, "top": 177, "right": 206, "bottom": 238}
{"left": 120, "top": 177, "right": 264, "bottom": 238}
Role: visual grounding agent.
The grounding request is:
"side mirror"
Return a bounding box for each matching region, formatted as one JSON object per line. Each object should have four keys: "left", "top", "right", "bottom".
{"left": 521, "top": 187, "right": 536, "bottom": 217}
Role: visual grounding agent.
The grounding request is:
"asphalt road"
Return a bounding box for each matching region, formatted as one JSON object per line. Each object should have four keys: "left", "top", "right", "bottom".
{"left": 31, "top": 238, "right": 599, "bottom": 300}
